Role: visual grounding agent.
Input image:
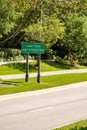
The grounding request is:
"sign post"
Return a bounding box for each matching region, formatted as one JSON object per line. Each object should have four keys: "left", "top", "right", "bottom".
{"left": 37, "top": 54, "right": 41, "bottom": 83}
{"left": 22, "top": 42, "right": 45, "bottom": 83}
{"left": 25, "top": 53, "right": 29, "bottom": 82}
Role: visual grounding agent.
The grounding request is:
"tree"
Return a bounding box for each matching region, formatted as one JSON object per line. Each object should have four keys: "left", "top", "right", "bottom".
{"left": 0, "top": 0, "right": 65, "bottom": 53}
{"left": 0, "top": 0, "right": 87, "bottom": 61}
{"left": 52, "top": 0, "right": 87, "bottom": 59}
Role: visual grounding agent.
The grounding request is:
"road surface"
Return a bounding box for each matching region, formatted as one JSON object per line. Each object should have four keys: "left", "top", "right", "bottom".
{"left": 0, "top": 82, "right": 87, "bottom": 130}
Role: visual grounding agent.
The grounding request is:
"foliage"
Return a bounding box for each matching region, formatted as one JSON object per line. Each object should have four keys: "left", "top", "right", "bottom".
{"left": 0, "top": 0, "right": 65, "bottom": 44}
{"left": 24, "top": 17, "right": 65, "bottom": 43}
{"left": 52, "top": 0, "right": 87, "bottom": 59}
{"left": 0, "top": 0, "right": 87, "bottom": 60}
{"left": 56, "top": 55, "right": 78, "bottom": 67}
{"left": 79, "top": 57, "right": 87, "bottom": 66}
{"left": 0, "top": 48, "right": 24, "bottom": 61}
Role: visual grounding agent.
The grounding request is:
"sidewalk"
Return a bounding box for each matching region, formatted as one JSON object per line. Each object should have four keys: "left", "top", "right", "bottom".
{"left": 0, "top": 69, "right": 87, "bottom": 80}
{"left": 0, "top": 60, "right": 26, "bottom": 65}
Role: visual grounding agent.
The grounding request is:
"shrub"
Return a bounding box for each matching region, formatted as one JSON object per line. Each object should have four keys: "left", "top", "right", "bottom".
{"left": 0, "top": 48, "right": 24, "bottom": 61}
{"left": 79, "top": 58, "right": 87, "bottom": 66}
{"left": 56, "top": 54, "right": 78, "bottom": 67}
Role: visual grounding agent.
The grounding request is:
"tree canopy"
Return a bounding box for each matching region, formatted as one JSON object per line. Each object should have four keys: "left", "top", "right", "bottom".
{"left": 0, "top": 0, "right": 87, "bottom": 59}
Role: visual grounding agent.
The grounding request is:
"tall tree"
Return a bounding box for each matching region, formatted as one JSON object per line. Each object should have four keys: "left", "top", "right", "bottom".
{"left": 52, "top": 0, "right": 87, "bottom": 58}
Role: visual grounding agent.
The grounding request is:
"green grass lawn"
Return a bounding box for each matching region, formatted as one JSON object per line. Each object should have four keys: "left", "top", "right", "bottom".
{"left": 53, "top": 119, "right": 87, "bottom": 130}
{"left": 0, "top": 60, "right": 86, "bottom": 75}
{"left": 0, "top": 72, "right": 87, "bottom": 95}
{"left": 0, "top": 62, "right": 37, "bottom": 75}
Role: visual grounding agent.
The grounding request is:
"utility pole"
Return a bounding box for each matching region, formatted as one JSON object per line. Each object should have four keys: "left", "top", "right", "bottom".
{"left": 37, "top": 1, "right": 43, "bottom": 83}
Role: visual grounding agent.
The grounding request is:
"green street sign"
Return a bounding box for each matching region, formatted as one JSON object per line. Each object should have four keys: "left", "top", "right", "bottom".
{"left": 21, "top": 42, "right": 45, "bottom": 54}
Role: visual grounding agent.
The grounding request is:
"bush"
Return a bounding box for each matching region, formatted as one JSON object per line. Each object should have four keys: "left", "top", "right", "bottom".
{"left": 0, "top": 48, "right": 24, "bottom": 61}
{"left": 56, "top": 54, "right": 78, "bottom": 67}
{"left": 64, "top": 54, "right": 78, "bottom": 67}
{"left": 79, "top": 58, "right": 87, "bottom": 66}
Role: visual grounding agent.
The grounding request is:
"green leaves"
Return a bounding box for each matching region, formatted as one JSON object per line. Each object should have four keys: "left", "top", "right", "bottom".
{"left": 24, "top": 17, "right": 65, "bottom": 43}
{"left": 0, "top": 0, "right": 87, "bottom": 60}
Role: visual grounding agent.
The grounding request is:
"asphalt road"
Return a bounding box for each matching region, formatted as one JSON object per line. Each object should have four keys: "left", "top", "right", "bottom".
{"left": 0, "top": 83, "right": 87, "bottom": 130}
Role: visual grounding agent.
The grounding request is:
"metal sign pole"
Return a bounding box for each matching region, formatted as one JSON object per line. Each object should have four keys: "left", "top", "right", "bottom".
{"left": 37, "top": 54, "right": 41, "bottom": 83}
{"left": 25, "top": 53, "right": 29, "bottom": 82}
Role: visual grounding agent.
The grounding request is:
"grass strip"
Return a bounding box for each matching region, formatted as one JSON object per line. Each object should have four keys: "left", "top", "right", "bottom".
{"left": 53, "top": 119, "right": 87, "bottom": 130}
{"left": 0, "top": 61, "right": 85, "bottom": 75}
{"left": 0, "top": 73, "right": 87, "bottom": 95}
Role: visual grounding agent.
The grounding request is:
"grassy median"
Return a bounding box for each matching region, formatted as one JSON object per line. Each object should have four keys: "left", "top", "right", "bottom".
{"left": 0, "top": 72, "right": 87, "bottom": 95}
{"left": 53, "top": 119, "right": 87, "bottom": 130}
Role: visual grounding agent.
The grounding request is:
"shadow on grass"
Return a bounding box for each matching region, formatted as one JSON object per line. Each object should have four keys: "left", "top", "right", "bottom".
{"left": 5, "top": 63, "right": 37, "bottom": 73}
{"left": 43, "top": 61, "right": 70, "bottom": 69}
{"left": 3, "top": 80, "right": 23, "bottom": 84}
{"left": 79, "top": 127, "right": 87, "bottom": 130}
